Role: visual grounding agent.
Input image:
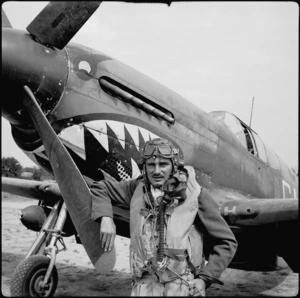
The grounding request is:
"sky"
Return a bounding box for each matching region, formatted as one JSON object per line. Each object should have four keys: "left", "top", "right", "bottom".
{"left": 1, "top": 1, "right": 298, "bottom": 169}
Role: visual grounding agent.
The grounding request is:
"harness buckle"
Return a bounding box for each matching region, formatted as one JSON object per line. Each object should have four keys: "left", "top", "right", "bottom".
{"left": 157, "top": 257, "right": 168, "bottom": 272}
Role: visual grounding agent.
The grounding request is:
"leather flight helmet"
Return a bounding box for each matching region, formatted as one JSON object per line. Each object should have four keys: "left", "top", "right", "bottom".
{"left": 141, "top": 138, "right": 184, "bottom": 175}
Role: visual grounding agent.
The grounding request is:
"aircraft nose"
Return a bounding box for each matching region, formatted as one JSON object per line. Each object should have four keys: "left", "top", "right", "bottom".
{"left": 2, "top": 28, "right": 68, "bottom": 125}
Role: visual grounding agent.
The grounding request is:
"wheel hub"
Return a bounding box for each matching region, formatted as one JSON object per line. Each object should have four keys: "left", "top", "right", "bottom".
{"left": 29, "top": 269, "right": 53, "bottom": 297}
{"left": 34, "top": 275, "right": 50, "bottom": 296}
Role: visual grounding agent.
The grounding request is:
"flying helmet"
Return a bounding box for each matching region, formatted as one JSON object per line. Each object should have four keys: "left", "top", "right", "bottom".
{"left": 141, "top": 138, "right": 184, "bottom": 175}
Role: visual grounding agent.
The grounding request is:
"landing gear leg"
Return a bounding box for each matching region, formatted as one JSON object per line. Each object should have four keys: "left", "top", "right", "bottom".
{"left": 10, "top": 201, "right": 68, "bottom": 297}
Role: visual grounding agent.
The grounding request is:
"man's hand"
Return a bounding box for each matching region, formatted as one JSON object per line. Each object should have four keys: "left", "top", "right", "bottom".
{"left": 100, "top": 217, "right": 116, "bottom": 252}
{"left": 190, "top": 278, "right": 206, "bottom": 296}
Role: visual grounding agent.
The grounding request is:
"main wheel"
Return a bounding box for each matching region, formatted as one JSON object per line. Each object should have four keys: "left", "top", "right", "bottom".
{"left": 10, "top": 255, "right": 58, "bottom": 297}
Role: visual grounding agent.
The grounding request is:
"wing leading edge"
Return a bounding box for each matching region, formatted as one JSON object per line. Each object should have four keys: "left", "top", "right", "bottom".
{"left": 220, "top": 198, "right": 298, "bottom": 226}
{"left": 2, "top": 177, "right": 61, "bottom": 203}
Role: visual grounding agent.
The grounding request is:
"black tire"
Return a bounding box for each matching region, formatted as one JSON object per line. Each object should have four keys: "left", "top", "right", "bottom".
{"left": 10, "top": 255, "right": 58, "bottom": 297}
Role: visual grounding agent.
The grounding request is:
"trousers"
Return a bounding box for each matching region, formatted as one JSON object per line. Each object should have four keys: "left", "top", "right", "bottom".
{"left": 131, "top": 272, "right": 205, "bottom": 297}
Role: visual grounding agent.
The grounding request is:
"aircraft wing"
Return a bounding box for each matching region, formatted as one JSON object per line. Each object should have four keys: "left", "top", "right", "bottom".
{"left": 2, "top": 177, "right": 61, "bottom": 204}
{"left": 4, "top": 175, "right": 297, "bottom": 226}
{"left": 218, "top": 194, "right": 298, "bottom": 226}
{"left": 2, "top": 176, "right": 130, "bottom": 222}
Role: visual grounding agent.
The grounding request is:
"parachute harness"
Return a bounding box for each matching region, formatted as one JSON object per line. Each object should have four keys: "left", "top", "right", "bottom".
{"left": 139, "top": 169, "right": 189, "bottom": 280}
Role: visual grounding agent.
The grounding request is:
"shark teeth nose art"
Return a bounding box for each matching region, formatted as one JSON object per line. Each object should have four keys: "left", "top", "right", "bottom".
{"left": 57, "top": 119, "right": 159, "bottom": 181}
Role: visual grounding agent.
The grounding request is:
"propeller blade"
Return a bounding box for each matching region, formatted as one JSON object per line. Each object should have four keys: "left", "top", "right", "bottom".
{"left": 2, "top": 8, "right": 12, "bottom": 28}
{"left": 22, "top": 85, "right": 116, "bottom": 273}
{"left": 26, "top": 1, "right": 101, "bottom": 49}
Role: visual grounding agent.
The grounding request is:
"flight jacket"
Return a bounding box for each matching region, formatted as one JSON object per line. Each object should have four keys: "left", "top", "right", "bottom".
{"left": 90, "top": 168, "right": 238, "bottom": 287}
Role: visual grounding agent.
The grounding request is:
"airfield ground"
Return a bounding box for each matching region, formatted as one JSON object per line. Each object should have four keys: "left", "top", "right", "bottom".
{"left": 1, "top": 193, "right": 298, "bottom": 296}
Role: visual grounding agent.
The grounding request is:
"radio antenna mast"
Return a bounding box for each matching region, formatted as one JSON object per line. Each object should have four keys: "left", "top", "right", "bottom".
{"left": 249, "top": 96, "right": 255, "bottom": 128}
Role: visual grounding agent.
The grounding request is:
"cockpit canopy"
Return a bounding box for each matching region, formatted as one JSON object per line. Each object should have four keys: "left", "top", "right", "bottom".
{"left": 210, "top": 111, "right": 281, "bottom": 171}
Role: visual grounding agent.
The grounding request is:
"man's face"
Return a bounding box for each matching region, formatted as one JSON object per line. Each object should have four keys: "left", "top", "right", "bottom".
{"left": 145, "top": 156, "right": 173, "bottom": 188}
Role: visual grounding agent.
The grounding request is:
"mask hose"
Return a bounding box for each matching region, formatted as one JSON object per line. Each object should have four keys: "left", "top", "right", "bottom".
{"left": 157, "top": 197, "right": 165, "bottom": 262}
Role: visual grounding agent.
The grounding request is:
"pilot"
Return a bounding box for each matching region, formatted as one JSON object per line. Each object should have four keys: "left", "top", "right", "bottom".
{"left": 90, "top": 138, "right": 237, "bottom": 296}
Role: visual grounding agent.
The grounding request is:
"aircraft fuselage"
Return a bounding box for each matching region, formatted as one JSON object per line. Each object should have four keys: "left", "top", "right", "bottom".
{"left": 3, "top": 28, "right": 297, "bottom": 200}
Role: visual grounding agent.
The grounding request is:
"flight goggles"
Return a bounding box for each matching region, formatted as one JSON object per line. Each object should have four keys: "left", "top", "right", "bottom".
{"left": 142, "top": 143, "right": 179, "bottom": 160}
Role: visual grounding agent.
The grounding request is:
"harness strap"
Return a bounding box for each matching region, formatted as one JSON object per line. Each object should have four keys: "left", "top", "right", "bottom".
{"left": 186, "top": 253, "right": 197, "bottom": 274}
{"left": 163, "top": 248, "right": 198, "bottom": 274}
{"left": 163, "top": 248, "right": 187, "bottom": 261}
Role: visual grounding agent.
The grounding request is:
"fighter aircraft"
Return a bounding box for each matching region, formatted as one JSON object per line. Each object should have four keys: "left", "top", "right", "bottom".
{"left": 2, "top": 2, "right": 298, "bottom": 297}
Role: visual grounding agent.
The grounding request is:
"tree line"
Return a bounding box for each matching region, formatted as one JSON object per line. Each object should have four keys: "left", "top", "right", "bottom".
{"left": 2, "top": 157, "right": 53, "bottom": 181}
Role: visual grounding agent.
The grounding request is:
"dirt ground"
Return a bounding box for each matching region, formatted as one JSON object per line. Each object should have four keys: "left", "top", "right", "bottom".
{"left": 1, "top": 193, "right": 298, "bottom": 297}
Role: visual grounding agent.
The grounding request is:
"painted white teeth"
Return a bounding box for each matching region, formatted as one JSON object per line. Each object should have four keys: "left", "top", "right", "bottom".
{"left": 57, "top": 120, "right": 159, "bottom": 179}
{"left": 58, "top": 125, "right": 86, "bottom": 160}
{"left": 86, "top": 120, "right": 109, "bottom": 152}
